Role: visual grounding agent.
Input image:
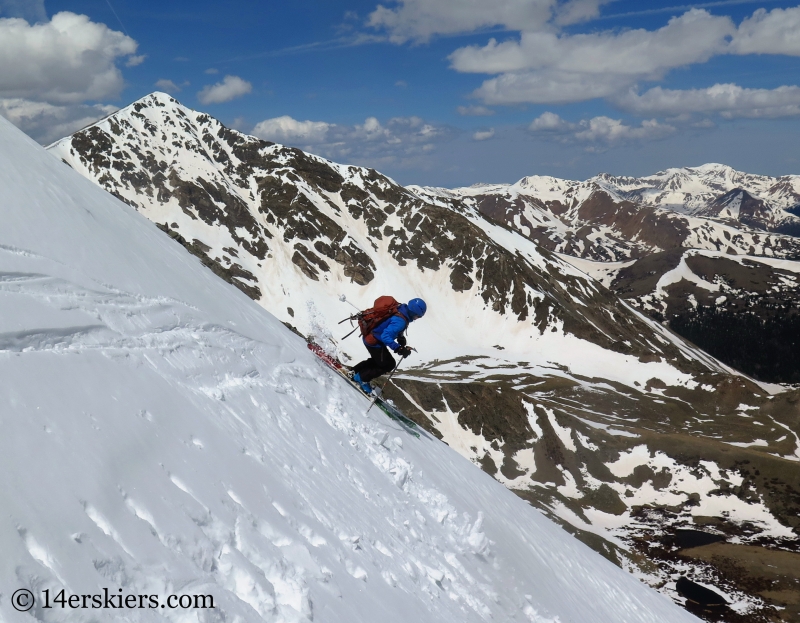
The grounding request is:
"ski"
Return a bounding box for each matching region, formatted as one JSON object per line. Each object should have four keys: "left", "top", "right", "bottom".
{"left": 307, "top": 342, "right": 421, "bottom": 437}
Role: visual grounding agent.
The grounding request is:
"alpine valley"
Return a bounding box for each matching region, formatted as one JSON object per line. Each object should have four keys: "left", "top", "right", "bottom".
{"left": 47, "top": 93, "right": 800, "bottom": 622}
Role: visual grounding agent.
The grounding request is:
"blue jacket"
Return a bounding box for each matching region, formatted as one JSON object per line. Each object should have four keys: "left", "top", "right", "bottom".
{"left": 365, "top": 304, "right": 412, "bottom": 351}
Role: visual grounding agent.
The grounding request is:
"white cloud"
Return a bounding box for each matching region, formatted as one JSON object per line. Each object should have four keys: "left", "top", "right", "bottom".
{"left": 472, "top": 128, "right": 494, "bottom": 141}
{"left": 251, "top": 114, "right": 455, "bottom": 168}
{"left": 554, "top": 0, "right": 612, "bottom": 26}
{"left": 529, "top": 110, "right": 572, "bottom": 131}
{"left": 443, "top": 5, "right": 800, "bottom": 109}
{"left": 529, "top": 111, "right": 675, "bottom": 150}
{"left": 395, "top": 80, "right": 408, "bottom": 88}
{"left": 367, "top": 0, "right": 554, "bottom": 43}
{"left": 0, "top": 98, "right": 116, "bottom": 144}
{"left": 367, "top": 1, "right": 800, "bottom": 114}
{"left": 154, "top": 79, "right": 183, "bottom": 94}
{"left": 205, "top": 68, "right": 219, "bottom": 74}
{"left": 252, "top": 115, "right": 332, "bottom": 143}
{"left": 475, "top": 69, "right": 634, "bottom": 105}
{"left": 126, "top": 54, "right": 146, "bottom": 67}
{"left": 457, "top": 104, "right": 494, "bottom": 116}
{"left": 451, "top": 9, "right": 734, "bottom": 106}
{"left": 616, "top": 83, "right": 800, "bottom": 119}
{"left": 574, "top": 116, "right": 675, "bottom": 146}
{"left": 451, "top": 10, "right": 732, "bottom": 75}
{"left": 197, "top": 75, "right": 252, "bottom": 105}
{"left": 730, "top": 6, "right": 800, "bottom": 56}
{"left": 0, "top": 0, "right": 46, "bottom": 23}
{"left": 0, "top": 12, "right": 138, "bottom": 104}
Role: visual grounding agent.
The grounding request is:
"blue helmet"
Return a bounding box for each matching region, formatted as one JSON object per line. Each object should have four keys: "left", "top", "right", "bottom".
{"left": 407, "top": 298, "right": 427, "bottom": 319}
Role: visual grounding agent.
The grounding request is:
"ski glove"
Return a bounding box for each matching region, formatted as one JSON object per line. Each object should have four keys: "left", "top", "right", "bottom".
{"left": 396, "top": 345, "right": 412, "bottom": 358}
{"left": 397, "top": 335, "right": 407, "bottom": 346}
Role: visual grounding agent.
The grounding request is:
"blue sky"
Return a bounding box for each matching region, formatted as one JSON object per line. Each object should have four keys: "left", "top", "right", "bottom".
{"left": 2, "top": 0, "right": 800, "bottom": 186}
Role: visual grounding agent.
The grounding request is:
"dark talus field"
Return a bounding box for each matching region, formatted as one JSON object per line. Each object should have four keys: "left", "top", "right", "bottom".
{"left": 49, "top": 92, "right": 800, "bottom": 622}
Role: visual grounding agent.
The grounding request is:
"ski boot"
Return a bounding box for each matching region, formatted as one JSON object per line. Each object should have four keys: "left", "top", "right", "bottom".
{"left": 352, "top": 372, "right": 373, "bottom": 395}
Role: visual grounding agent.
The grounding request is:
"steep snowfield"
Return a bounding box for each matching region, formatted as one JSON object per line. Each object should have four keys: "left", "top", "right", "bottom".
{"left": 0, "top": 118, "right": 701, "bottom": 622}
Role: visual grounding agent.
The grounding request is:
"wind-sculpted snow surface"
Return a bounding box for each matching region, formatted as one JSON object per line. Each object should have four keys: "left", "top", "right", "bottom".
{"left": 0, "top": 117, "right": 703, "bottom": 622}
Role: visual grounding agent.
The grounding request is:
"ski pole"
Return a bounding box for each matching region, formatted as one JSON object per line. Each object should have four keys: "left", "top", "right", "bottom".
{"left": 367, "top": 358, "right": 403, "bottom": 413}
{"left": 338, "top": 294, "right": 360, "bottom": 312}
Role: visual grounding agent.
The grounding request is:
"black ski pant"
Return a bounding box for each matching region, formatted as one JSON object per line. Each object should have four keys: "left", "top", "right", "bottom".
{"left": 353, "top": 344, "right": 396, "bottom": 383}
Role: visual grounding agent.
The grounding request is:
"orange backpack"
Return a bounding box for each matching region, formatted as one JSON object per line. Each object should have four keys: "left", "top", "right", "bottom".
{"left": 358, "top": 296, "right": 402, "bottom": 345}
{"left": 339, "top": 296, "right": 405, "bottom": 343}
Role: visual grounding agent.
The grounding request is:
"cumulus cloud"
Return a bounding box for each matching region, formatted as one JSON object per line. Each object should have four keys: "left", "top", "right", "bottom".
{"left": 457, "top": 105, "right": 494, "bottom": 116}
{"left": 252, "top": 116, "right": 332, "bottom": 143}
{"left": 197, "top": 75, "right": 252, "bottom": 105}
{"left": 475, "top": 70, "right": 634, "bottom": 105}
{"left": 451, "top": 10, "right": 732, "bottom": 75}
{"left": 472, "top": 128, "right": 494, "bottom": 141}
{"left": 251, "top": 113, "right": 456, "bottom": 167}
{"left": 451, "top": 9, "right": 734, "bottom": 105}
{"left": 0, "top": 98, "right": 116, "bottom": 144}
{"left": 367, "top": 1, "right": 800, "bottom": 117}
{"left": 730, "top": 6, "right": 800, "bottom": 56}
{"left": 445, "top": 5, "right": 800, "bottom": 109}
{"left": 529, "top": 110, "right": 572, "bottom": 131}
{"left": 573, "top": 116, "right": 675, "bottom": 147}
{"left": 367, "top": 0, "right": 554, "bottom": 43}
{"left": 553, "top": 0, "right": 612, "bottom": 26}
{"left": 155, "top": 79, "right": 183, "bottom": 94}
{"left": 0, "top": 12, "right": 138, "bottom": 104}
{"left": 616, "top": 84, "right": 800, "bottom": 119}
{"left": 126, "top": 54, "right": 146, "bottom": 67}
{"left": 0, "top": 0, "right": 46, "bottom": 23}
{"left": 529, "top": 111, "right": 675, "bottom": 150}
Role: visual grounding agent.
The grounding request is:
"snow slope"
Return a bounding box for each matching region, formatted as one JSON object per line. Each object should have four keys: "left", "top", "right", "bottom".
{"left": 0, "top": 117, "right": 700, "bottom": 621}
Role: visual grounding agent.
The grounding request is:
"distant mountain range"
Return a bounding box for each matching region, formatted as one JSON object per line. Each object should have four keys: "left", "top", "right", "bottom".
{"left": 48, "top": 93, "right": 800, "bottom": 622}
{"left": 422, "top": 166, "right": 800, "bottom": 263}
{"left": 419, "top": 167, "right": 800, "bottom": 384}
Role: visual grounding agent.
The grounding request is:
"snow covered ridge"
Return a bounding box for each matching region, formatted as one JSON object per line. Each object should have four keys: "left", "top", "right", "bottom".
{"left": 596, "top": 164, "right": 800, "bottom": 221}
{"left": 414, "top": 182, "right": 800, "bottom": 265}
{"left": 0, "top": 115, "right": 706, "bottom": 622}
{"left": 442, "top": 163, "right": 800, "bottom": 236}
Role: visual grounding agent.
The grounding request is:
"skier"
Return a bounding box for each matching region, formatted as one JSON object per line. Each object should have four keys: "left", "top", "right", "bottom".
{"left": 351, "top": 297, "right": 427, "bottom": 394}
